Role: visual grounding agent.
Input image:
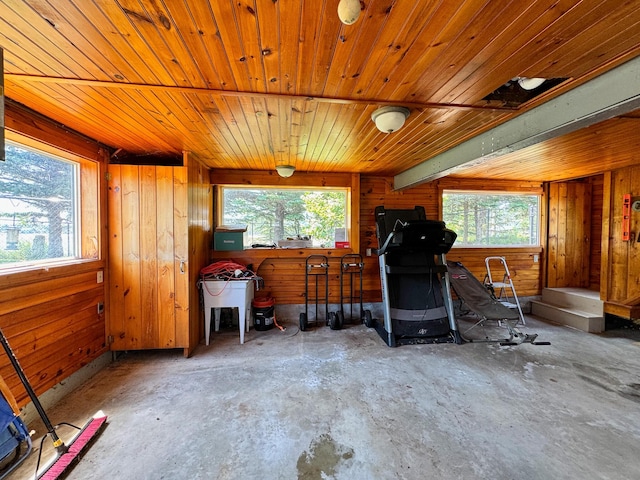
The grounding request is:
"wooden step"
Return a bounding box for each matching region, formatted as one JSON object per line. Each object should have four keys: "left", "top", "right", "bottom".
{"left": 604, "top": 301, "right": 640, "bottom": 322}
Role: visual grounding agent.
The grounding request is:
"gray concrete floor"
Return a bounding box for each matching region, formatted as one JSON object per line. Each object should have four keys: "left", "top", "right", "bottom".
{"left": 8, "top": 315, "right": 640, "bottom": 480}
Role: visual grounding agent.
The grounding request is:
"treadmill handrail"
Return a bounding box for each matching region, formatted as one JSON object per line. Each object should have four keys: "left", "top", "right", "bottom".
{"left": 376, "top": 231, "right": 398, "bottom": 256}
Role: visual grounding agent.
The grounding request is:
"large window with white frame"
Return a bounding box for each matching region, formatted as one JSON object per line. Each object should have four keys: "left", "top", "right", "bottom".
{"left": 442, "top": 190, "right": 540, "bottom": 247}
{"left": 0, "top": 141, "right": 84, "bottom": 267}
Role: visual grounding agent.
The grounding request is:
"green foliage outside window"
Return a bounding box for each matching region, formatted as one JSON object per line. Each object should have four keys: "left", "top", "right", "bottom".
{"left": 0, "top": 142, "right": 78, "bottom": 265}
{"left": 442, "top": 191, "right": 539, "bottom": 247}
{"left": 221, "top": 187, "right": 348, "bottom": 247}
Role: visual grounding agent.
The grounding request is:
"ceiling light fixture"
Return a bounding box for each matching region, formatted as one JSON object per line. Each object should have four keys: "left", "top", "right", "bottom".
{"left": 338, "top": 0, "right": 361, "bottom": 25}
{"left": 371, "top": 106, "right": 411, "bottom": 133}
{"left": 517, "top": 77, "right": 546, "bottom": 90}
{"left": 276, "top": 165, "right": 295, "bottom": 178}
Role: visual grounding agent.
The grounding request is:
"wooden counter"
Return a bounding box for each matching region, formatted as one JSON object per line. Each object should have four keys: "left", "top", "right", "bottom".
{"left": 211, "top": 247, "right": 355, "bottom": 272}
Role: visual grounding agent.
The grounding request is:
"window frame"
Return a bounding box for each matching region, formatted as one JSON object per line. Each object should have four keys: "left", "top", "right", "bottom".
{"left": 218, "top": 185, "right": 351, "bottom": 248}
{"left": 212, "top": 171, "right": 360, "bottom": 253}
{"left": 0, "top": 132, "right": 102, "bottom": 273}
{"left": 440, "top": 187, "right": 543, "bottom": 249}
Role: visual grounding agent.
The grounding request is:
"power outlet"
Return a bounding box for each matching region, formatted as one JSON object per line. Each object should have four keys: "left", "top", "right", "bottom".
{"left": 533, "top": 254, "right": 539, "bottom": 263}
{"left": 97, "top": 271, "right": 104, "bottom": 283}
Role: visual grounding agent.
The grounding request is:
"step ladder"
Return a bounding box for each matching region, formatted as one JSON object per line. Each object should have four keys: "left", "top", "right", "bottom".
{"left": 484, "top": 256, "right": 525, "bottom": 325}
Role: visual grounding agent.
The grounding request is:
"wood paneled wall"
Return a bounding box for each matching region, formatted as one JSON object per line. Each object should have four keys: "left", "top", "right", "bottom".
{"left": 212, "top": 174, "right": 544, "bottom": 309}
{"left": 359, "top": 176, "right": 441, "bottom": 303}
{"left": 589, "top": 175, "right": 604, "bottom": 291}
{"left": 361, "top": 176, "right": 544, "bottom": 298}
{"left": 188, "top": 157, "right": 213, "bottom": 347}
{"left": 108, "top": 157, "right": 212, "bottom": 355}
{"left": 108, "top": 164, "right": 190, "bottom": 352}
{"left": 0, "top": 103, "right": 107, "bottom": 407}
{"left": 0, "top": 265, "right": 107, "bottom": 406}
{"left": 603, "top": 166, "right": 640, "bottom": 304}
{"left": 547, "top": 180, "right": 593, "bottom": 288}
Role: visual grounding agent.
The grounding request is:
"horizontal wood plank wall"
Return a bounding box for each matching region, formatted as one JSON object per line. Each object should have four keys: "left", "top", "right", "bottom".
{"left": 0, "top": 265, "right": 107, "bottom": 406}
{"left": 445, "top": 248, "right": 543, "bottom": 297}
{"left": 0, "top": 103, "right": 107, "bottom": 407}
{"left": 606, "top": 166, "right": 640, "bottom": 303}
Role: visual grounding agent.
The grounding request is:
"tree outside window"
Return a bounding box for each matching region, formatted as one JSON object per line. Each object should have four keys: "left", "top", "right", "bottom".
{"left": 221, "top": 187, "right": 348, "bottom": 247}
{"left": 442, "top": 191, "right": 539, "bottom": 247}
{"left": 0, "top": 142, "right": 78, "bottom": 265}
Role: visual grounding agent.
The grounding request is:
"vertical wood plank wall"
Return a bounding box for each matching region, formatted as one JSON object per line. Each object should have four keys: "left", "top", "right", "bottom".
{"left": 108, "top": 164, "right": 189, "bottom": 351}
{"left": 187, "top": 157, "right": 213, "bottom": 351}
{"left": 107, "top": 157, "right": 213, "bottom": 356}
{"left": 604, "top": 166, "right": 640, "bottom": 303}
{"left": 589, "top": 175, "right": 604, "bottom": 290}
{"left": 547, "top": 180, "right": 593, "bottom": 288}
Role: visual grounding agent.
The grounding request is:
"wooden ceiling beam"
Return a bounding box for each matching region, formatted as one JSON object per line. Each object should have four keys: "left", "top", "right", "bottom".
{"left": 4, "top": 73, "right": 513, "bottom": 113}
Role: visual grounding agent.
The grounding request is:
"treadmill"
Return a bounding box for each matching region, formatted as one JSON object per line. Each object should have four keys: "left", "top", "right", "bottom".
{"left": 372, "top": 206, "right": 461, "bottom": 347}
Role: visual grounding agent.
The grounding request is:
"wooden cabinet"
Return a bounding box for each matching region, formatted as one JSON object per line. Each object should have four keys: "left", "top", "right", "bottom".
{"left": 107, "top": 161, "right": 211, "bottom": 356}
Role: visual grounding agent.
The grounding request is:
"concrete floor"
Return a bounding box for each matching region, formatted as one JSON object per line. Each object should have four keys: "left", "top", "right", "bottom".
{"left": 8, "top": 314, "right": 640, "bottom": 480}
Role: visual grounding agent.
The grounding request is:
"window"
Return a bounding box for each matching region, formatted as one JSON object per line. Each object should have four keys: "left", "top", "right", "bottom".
{"left": 219, "top": 186, "right": 349, "bottom": 247}
{"left": 442, "top": 191, "right": 540, "bottom": 247}
{"left": 0, "top": 141, "right": 80, "bottom": 266}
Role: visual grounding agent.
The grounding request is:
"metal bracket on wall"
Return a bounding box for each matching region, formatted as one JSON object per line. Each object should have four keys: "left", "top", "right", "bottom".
{"left": 623, "top": 194, "right": 631, "bottom": 241}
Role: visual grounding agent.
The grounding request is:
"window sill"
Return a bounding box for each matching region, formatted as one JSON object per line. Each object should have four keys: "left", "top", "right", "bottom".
{"left": 450, "top": 245, "right": 542, "bottom": 251}
{"left": 211, "top": 247, "right": 355, "bottom": 270}
{"left": 0, "top": 258, "right": 105, "bottom": 286}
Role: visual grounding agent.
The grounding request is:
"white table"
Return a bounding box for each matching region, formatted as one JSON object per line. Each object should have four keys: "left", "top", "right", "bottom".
{"left": 201, "top": 279, "right": 254, "bottom": 345}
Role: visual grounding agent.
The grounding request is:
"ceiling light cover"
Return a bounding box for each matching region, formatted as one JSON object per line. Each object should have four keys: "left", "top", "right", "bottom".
{"left": 338, "top": 0, "right": 361, "bottom": 25}
{"left": 371, "top": 106, "right": 411, "bottom": 133}
{"left": 276, "top": 165, "right": 295, "bottom": 178}
{"left": 518, "top": 77, "right": 546, "bottom": 90}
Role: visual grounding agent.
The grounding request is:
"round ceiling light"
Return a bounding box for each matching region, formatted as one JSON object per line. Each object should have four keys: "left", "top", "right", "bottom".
{"left": 517, "top": 77, "right": 546, "bottom": 90}
{"left": 371, "top": 106, "right": 411, "bottom": 133}
{"left": 275, "top": 165, "right": 296, "bottom": 178}
{"left": 338, "top": 0, "right": 361, "bottom": 25}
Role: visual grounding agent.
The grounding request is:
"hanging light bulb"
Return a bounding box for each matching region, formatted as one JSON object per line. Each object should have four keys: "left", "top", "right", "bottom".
{"left": 338, "top": 0, "right": 361, "bottom": 25}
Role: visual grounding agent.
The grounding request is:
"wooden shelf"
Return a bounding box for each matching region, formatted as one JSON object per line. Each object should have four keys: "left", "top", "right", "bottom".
{"left": 211, "top": 248, "right": 355, "bottom": 270}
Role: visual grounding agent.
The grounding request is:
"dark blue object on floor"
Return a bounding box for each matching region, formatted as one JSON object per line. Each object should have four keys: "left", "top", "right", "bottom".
{"left": 0, "top": 391, "right": 31, "bottom": 479}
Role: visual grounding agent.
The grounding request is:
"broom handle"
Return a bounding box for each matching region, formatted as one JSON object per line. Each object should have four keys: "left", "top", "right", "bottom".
{"left": 0, "top": 327, "right": 62, "bottom": 445}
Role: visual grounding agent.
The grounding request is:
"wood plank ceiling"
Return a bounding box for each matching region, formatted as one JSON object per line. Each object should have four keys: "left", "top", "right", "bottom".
{"left": 1, "top": 0, "right": 640, "bottom": 181}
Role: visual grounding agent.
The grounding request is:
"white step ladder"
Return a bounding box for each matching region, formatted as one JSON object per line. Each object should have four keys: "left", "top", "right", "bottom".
{"left": 484, "top": 256, "right": 525, "bottom": 325}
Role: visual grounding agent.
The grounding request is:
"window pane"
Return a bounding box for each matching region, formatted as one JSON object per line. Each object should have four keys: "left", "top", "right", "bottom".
{"left": 221, "top": 187, "right": 348, "bottom": 247}
{"left": 442, "top": 191, "right": 539, "bottom": 247}
{"left": 0, "top": 142, "right": 78, "bottom": 265}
